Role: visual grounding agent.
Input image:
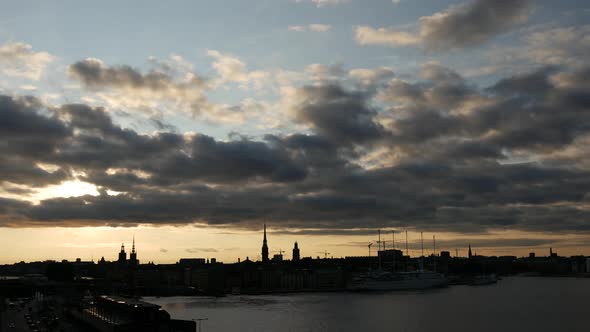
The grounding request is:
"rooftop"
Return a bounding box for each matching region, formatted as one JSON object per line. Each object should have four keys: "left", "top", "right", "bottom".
{"left": 99, "top": 295, "right": 160, "bottom": 309}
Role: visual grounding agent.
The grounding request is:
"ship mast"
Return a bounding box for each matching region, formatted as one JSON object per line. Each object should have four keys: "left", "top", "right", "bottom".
{"left": 405, "top": 230, "right": 409, "bottom": 257}
{"left": 378, "top": 229, "right": 382, "bottom": 270}
{"left": 419, "top": 232, "right": 424, "bottom": 271}
{"left": 433, "top": 235, "right": 437, "bottom": 272}
{"left": 392, "top": 230, "right": 396, "bottom": 272}
{"left": 420, "top": 232, "right": 424, "bottom": 257}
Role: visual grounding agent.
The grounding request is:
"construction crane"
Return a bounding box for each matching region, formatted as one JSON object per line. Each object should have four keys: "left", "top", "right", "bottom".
{"left": 368, "top": 242, "right": 373, "bottom": 257}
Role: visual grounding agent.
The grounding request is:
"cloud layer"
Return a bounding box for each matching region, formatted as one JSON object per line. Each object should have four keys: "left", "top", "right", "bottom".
{"left": 1, "top": 1, "right": 589, "bottom": 242}
{"left": 355, "top": 0, "right": 532, "bottom": 50}
{"left": 2, "top": 59, "right": 590, "bottom": 235}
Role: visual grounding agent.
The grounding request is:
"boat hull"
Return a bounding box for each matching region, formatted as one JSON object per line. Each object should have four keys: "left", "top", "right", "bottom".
{"left": 348, "top": 272, "right": 448, "bottom": 291}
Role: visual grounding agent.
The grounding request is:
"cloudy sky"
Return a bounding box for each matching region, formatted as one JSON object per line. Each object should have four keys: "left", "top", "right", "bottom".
{"left": 1, "top": 0, "right": 589, "bottom": 263}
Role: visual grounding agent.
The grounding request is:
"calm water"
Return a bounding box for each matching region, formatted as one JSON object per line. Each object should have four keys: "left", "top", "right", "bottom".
{"left": 145, "top": 277, "right": 590, "bottom": 332}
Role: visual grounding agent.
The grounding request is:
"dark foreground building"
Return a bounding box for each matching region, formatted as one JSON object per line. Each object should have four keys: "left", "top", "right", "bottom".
{"left": 71, "top": 295, "right": 195, "bottom": 332}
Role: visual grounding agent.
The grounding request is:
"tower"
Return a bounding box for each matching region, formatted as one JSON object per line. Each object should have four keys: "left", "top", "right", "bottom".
{"left": 118, "top": 243, "right": 127, "bottom": 264}
{"left": 468, "top": 243, "right": 472, "bottom": 259}
{"left": 129, "top": 235, "right": 138, "bottom": 266}
{"left": 262, "top": 223, "right": 269, "bottom": 263}
{"left": 292, "top": 242, "right": 300, "bottom": 261}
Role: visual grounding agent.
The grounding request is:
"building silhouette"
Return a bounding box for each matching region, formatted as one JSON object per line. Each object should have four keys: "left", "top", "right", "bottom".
{"left": 292, "top": 242, "right": 300, "bottom": 261}
{"left": 262, "top": 223, "right": 269, "bottom": 263}
{"left": 129, "top": 236, "right": 138, "bottom": 267}
{"left": 468, "top": 243, "right": 472, "bottom": 259}
{"left": 118, "top": 243, "right": 127, "bottom": 265}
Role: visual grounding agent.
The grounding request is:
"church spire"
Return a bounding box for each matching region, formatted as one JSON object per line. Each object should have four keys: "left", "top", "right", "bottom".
{"left": 292, "top": 241, "right": 300, "bottom": 261}
{"left": 262, "top": 223, "right": 269, "bottom": 263}
{"left": 130, "top": 235, "right": 138, "bottom": 266}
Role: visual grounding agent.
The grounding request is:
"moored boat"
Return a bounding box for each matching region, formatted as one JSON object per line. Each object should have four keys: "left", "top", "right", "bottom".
{"left": 348, "top": 270, "right": 448, "bottom": 291}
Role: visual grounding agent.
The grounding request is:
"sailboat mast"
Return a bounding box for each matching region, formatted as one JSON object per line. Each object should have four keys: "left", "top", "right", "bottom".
{"left": 405, "top": 230, "right": 409, "bottom": 257}
{"left": 378, "top": 229, "right": 382, "bottom": 269}
{"left": 392, "top": 230, "right": 396, "bottom": 272}
{"left": 420, "top": 232, "right": 424, "bottom": 257}
{"left": 433, "top": 235, "right": 437, "bottom": 272}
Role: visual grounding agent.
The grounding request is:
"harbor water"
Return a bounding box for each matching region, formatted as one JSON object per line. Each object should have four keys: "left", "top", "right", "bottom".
{"left": 146, "top": 277, "right": 590, "bottom": 332}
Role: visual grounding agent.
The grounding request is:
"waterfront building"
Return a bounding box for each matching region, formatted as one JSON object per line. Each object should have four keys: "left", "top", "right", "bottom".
{"left": 77, "top": 295, "right": 195, "bottom": 332}
{"left": 178, "top": 258, "right": 206, "bottom": 266}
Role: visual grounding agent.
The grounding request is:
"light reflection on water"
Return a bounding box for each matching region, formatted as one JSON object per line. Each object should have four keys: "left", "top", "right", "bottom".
{"left": 146, "top": 277, "right": 590, "bottom": 332}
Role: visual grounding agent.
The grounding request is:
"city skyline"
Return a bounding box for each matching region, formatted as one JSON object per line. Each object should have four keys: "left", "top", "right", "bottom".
{"left": 0, "top": 224, "right": 585, "bottom": 265}
{"left": 1, "top": 0, "right": 590, "bottom": 263}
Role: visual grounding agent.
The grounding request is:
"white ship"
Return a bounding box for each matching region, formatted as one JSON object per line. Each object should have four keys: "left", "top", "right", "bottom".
{"left": 348, "top": 270, "right": 448, "bottom": 291}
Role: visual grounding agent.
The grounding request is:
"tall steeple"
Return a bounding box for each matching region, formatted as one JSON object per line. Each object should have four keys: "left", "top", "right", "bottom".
{"left": 130, "top": 235, "right": 138, "bottom": 266}
{"left": 292, "top": 241, "right": 300, "bottom": 261}
{"left": 468, "top": 243, "right": 472, "bottom": 259}
{"left": 262, "top": 223, "right": 269, "bottom": 263}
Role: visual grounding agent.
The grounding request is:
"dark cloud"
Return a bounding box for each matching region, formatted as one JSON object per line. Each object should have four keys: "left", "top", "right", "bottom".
{"left": 419, "top": 0, "right": 532, "bottom": 51}
{"left": 0, "top": 95, "right": 71, "bottom": 185}
{"left": 380, "top": 64, "right": 478, "bottom": 112}
{"left": 0, "top": 159, "right": 69, "bottom": 186}
{"left": 68, "top": 58, "right": 206, "bottom": 91}
{"left": 1, "top": 63, "right": 590, "bottom": 237}
{"left": 0, "top": 95, "right": 70, "bottom": 157}
{"left": 177, "top": 134, "right": 307, "bottom": 183}
{"left": 382, "top": 66, "right": 590, "bottom": 156}
{"left": 292, "top": 84, "right": 385, "bottom": 145}
{"left": 355, "top": 0, "right": 532, "bottom": 51}
{"left": 488, "top": 66, "right": 556, "bottom": 97}
{"left": 0, "top": 96, "right": 307, "bottom": 192}
{"left": 67, "top": 58, "right": 215, "bottom": 120}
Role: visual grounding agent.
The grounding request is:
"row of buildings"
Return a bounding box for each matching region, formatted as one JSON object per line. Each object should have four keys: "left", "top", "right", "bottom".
{"left": 1, "top": 226, "right": 589, "bottom": 296}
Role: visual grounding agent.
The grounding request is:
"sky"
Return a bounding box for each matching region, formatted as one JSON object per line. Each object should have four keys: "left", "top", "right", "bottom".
{"left": 1, "top": 0, "right": 590, "bottom": 263}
